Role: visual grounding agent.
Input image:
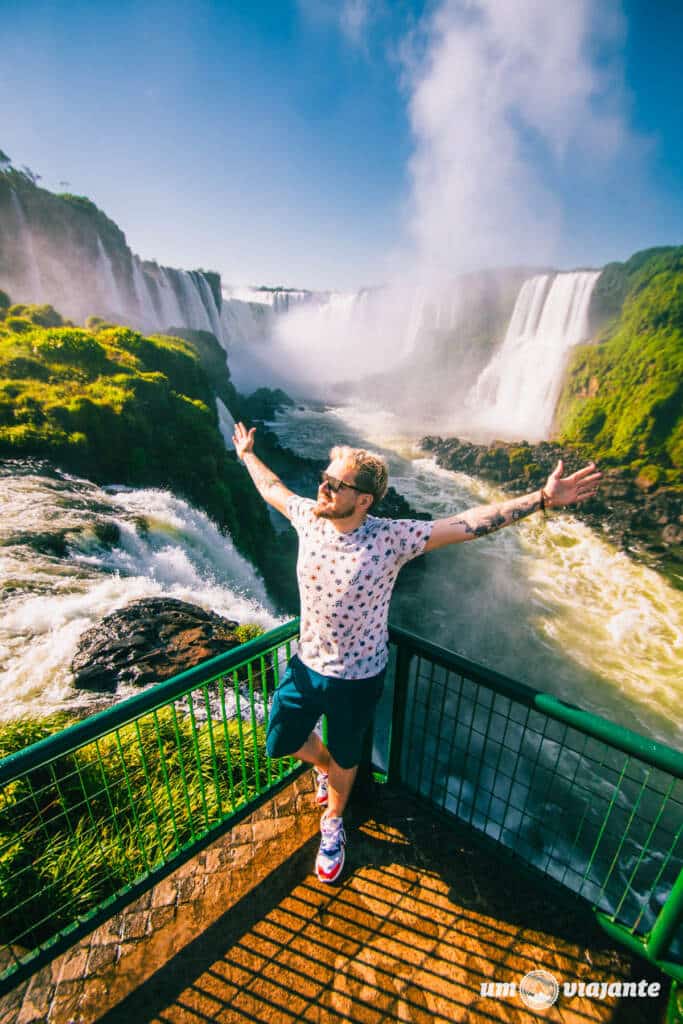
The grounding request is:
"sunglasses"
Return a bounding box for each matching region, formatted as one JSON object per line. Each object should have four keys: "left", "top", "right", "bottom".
{"left": 319, "top": 471, "right": 370, "bottom": 495}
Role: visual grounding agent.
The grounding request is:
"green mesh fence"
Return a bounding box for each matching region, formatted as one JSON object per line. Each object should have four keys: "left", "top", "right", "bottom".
{"left": 387, "top": 626, "right": 683, "bottom": 982}
{"left": 1, "top": 618, "right": 680, "bottom": 995}
{"left": 0, "top": 620, "right": 300, "bottom": 986}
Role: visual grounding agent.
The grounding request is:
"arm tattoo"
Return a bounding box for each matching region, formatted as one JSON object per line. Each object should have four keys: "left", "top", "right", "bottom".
{"left": 511, "top": 496, "right": 541, "bottom": 521}
{"left": 447, "top": 494, "right": 541, "bottom": 538}
{"left": 446, "top": 510, "right": 506, "bottom": 537}
{"left": 243, "top": 454, "right": 284, "bottom": 498}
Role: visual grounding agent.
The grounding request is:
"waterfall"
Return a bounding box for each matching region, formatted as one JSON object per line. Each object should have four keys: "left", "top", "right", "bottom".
{"left": 271, "top": 289, "right": 310, "bottom": 313}
{"left": 195, "top": 273, "right": 227, "bottom": 344}
{"left": 216, "top": 397, "right": 235, "bottom": 448}
{"left": 466, "top": 270, "right": 600, "bottom": 441}
{"left": 266, "top": 282, "right": 466, "bottom": 391}
{"left": 155, "top": 267, "right": 186, "bottom": 328}
{"left": 224, "top": 287, "right": 315, "bottom": 311}
{"left": 96, "top": 236, "right": 125, "bottom": 317}
{"left": 176, "top": 271, "right": 213, "bottom": 333}
{"left": 9, "top": 190, "right": 43, "bottom": 301}
{"left": 0, "top": 186, "right": 234, "bottom": 348}
{"left": 220, "top": 295, "right": 272, "bottom": 345}
{"left": 132, "top": 256, "right": 157, "bottom": 326}
{"left": 218, "top": 279, "right": 469, "bottom": 395}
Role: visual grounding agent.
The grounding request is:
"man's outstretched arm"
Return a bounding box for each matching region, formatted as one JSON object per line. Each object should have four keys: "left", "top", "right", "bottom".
{"left": 232, "top": 422, "right": 296, "bottom": 519}
{"left": 423, "top": 460, "right": 602, "bottom": 552}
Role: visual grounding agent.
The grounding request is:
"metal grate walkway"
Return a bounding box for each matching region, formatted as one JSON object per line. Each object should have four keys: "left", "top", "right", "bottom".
{"left": 96, "top": 787, "right": 667, "bottom": 1024}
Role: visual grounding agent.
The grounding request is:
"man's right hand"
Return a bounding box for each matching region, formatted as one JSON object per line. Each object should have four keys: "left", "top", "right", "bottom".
{"left": 232, "top": 422, "right": 256, "bottom": 461}
{"left": 232, "top": 422, "right": 295, "bottom": 516}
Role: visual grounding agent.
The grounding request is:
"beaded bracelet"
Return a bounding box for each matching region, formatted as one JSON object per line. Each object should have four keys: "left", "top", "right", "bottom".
{"left": 539, "top": 488, "right": 551, "bottom": 515}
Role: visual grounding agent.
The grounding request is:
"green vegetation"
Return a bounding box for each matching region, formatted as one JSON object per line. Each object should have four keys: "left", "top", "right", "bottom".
{"left": 557, "top": 247, "right": 683, "bottom": 474}
{"left": 0, "top": 299, "right": 297, "bottom": 609}
{"left": 0, "top": 708, "right": 271, "bottom": 947}
{"left": 165, "top": 326, "right": 240, "bottom": 411}
{"left": 233, "top": 623, "right": 265, "bottom": 644}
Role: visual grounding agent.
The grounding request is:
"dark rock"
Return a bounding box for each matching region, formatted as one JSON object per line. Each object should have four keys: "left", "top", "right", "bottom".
{"left": 93, "top": 520, "right": 121, "bottom": 547}
{"left": 71, "top": 598, "right": 241, "bottom": 693}
{"left": 4, "top": 530, "right": 70, "bottom": 558}
{"left": 662, "top": 524, "right": 683, "bottom": 546}
{"left": 241, "top": 387, "right": 295, "bottom": 422}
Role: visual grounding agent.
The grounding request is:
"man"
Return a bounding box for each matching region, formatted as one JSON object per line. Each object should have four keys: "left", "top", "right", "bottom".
{"left": 232, "top": 421, "right": 601, "bottom": 883}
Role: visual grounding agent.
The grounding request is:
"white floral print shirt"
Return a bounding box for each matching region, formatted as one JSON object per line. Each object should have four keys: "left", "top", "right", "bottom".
{"left": 287, "top": 496, "right": 434, "bottom": 678}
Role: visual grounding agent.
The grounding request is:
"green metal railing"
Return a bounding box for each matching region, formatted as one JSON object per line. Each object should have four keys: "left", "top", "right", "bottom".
{"left": 386, "top": 625, "right": 683, "bottom": 988}
{"left": 0, "top": 618, "right": 680, "bottom": 1003}
{"left": 0, "top": 619, "right": 301, "bottom": 991}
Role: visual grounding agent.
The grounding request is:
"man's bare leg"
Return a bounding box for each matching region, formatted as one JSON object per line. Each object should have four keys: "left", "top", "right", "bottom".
{"left": 293, "top": 731, "right": 330, "bottom": 773}
{"left": 326, "top": 761, "right": 357, "bottom": 819}
{"left": 292, "top": 732, "right": 357, "bottom": 817}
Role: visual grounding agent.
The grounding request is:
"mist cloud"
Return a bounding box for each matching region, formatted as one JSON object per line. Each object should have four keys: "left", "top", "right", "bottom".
{"left": 403, "top": 0, "right": 628, "bottom": 279}
{"left": 255, "top": 0, "right": 632, "bottom": 404}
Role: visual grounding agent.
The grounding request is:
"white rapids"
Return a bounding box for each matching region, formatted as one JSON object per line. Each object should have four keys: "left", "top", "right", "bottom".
{"left": 0, "top": 464, "right": 279, "bottom": 720}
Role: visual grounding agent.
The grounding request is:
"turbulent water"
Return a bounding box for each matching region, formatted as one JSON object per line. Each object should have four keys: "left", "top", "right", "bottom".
{"left": 0, "top": 462, "right": 278, "bottom": 720}
{"left": 267, "top": 402, "right": 682, "bottom": 751}
{"left": 1, "top": 403, "right": 680, "bottom": 752}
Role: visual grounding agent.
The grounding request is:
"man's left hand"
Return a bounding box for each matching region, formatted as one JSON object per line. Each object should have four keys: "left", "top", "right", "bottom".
{"left": 544, "top": 460, "right": 602, "bottom": 508}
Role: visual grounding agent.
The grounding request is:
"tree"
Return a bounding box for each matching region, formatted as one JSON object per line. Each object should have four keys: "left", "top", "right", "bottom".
{"left": 21, "top": 166, "right": 41, "bottom": 184}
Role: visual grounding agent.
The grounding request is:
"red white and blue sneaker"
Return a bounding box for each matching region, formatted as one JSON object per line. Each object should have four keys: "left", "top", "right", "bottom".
{"left": 314, "top": 768, "right": 329, "bottom": 807}
{"left": 315, "top": 814, "right": 346, "bottom": 883}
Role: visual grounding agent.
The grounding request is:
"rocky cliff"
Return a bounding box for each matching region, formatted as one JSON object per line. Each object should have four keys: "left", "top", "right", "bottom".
{"left": 0, "top": 166, "right": 224, "bottom": 340}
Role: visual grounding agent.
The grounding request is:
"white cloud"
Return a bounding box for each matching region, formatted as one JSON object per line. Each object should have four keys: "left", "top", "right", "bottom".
{"left": 402, "top": 0, "right": 630, "bottom": 279}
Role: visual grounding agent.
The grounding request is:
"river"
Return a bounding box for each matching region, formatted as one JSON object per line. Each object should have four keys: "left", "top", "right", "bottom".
{"left": 1, "top": 407, "right": 680, "bottom": 752}
{"left": 267, "top": 401, "right": 682, "bottom": 751}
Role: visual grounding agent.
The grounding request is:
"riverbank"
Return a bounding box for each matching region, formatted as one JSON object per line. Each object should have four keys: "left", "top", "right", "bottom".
{"left": 421, "top": 435, "right": 682, "bottom": 588}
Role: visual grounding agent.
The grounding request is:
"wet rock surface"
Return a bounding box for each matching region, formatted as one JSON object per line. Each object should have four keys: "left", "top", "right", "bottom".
{"left": 71, "top": 598, "right": 242, "bottom": 692}
{"left": 422, "top": 435, "right": 682, "bottom": 585}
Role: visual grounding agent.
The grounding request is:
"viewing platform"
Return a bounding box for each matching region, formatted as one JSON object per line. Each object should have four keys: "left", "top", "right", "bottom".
{"left": 97, "top": 785, "right": 666, "bottom": 1024}
{"left": 0, "top": 623, "right": 680, "bottom": 1023}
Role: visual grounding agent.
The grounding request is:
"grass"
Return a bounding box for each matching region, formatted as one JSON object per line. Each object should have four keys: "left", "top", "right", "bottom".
{"left": 0, "top": 692, "right": 280, "bottom": 953}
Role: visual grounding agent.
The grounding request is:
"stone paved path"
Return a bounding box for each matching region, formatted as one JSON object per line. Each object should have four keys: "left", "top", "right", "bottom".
{"left": 98, "top": 787, "right": 669, "bottom": 1024}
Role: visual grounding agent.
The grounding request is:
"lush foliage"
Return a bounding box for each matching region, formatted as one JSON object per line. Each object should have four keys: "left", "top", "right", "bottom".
{"left": 233, "top": 623, "right": 265, "bottom": 644}
{"left": 165, "top": 326, "right": 240, "bottom": 411}
{"left": 557, "top": 247, "right": 683, "bottom": 474}
{"left": 0, "top": 708, "right": 272, "bottom": 946}
{"left": 0, "top": 302, "right": 297, "bottom": 607}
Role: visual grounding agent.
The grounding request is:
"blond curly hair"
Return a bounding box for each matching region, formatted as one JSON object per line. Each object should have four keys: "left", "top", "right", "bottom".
{"left": 329, "top": 445, "right": 389, "bottom": 507}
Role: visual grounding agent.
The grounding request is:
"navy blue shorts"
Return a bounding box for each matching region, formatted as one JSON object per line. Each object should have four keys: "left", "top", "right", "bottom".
{"left": 265, "top": 654, "right": 386, "bottom": 770}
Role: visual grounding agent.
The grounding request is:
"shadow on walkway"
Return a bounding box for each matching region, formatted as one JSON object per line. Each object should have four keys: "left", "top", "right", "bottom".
{"left": 97, "top": 786, "right": 668, "bottom": 1024}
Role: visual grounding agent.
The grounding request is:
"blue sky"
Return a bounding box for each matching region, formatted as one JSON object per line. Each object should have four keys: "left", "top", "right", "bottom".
{"left": 1, "top": 0, "right": 681, "bottom": 289}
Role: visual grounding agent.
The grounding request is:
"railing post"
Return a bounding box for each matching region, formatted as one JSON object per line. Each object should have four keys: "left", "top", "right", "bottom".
{"left": 353, "top": 719, "right": 376, "bottom": 807}
{"left": 388, "top": 639, "right": 413, "bottom": 785}
{"left": 646, "top": 867, "right": 683, "bottom": 962}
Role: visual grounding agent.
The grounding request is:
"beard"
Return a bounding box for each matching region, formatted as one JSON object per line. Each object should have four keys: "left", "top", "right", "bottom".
{"left": 313, "top": 501, "right": 355, "bottom": 520}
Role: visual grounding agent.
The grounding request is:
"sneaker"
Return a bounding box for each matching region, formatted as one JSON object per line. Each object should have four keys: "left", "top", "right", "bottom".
{"left": 316, "top": 814, "right": 346, "bottom": 883}
{"left": 314, "top": 768, "right": 329, "bottom": 807}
